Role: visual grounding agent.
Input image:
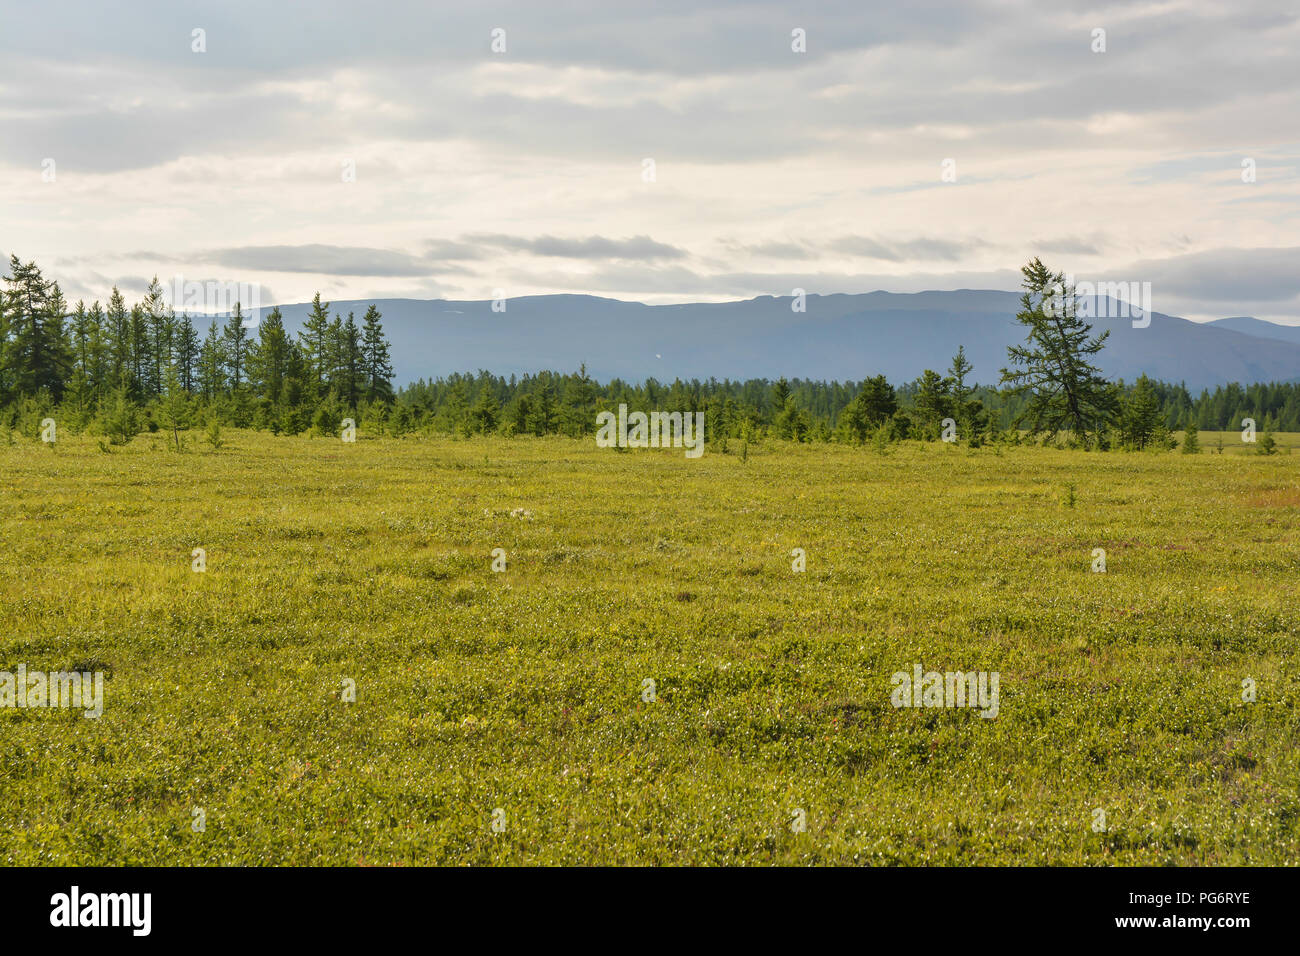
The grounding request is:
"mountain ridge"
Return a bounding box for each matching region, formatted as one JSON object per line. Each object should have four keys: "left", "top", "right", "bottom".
{"left": 235, "top": 290, "right": 1300, "bottom": 390}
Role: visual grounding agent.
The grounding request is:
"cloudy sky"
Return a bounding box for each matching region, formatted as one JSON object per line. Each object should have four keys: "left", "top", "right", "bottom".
{"left": 3, "top": 0, "right": 1298, "bottom": 321}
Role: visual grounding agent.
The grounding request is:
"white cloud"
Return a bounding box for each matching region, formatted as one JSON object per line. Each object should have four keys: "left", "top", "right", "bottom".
{"left": 0, "top": 0, "right": 1296, "bottom": 318}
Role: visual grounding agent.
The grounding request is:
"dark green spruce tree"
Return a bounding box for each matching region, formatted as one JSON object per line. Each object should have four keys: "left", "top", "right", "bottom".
{"left": 360, "top": 304, "right": 394, "bottom": 403}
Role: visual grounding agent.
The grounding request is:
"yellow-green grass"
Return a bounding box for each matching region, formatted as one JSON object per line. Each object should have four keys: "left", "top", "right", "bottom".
{"left": 1187, "top": 431, "right": 1300, "bottom": 454}
{"left": 1, "top": 431, "right": 1297, "bottom": 865}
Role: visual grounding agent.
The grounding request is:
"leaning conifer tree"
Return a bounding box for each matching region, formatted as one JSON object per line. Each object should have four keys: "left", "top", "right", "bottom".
{"left": 161, "top": 363, "right": 189, "bottom": 451}
{"left": 999, "top": 258, "right": 1119, "bottom": 448}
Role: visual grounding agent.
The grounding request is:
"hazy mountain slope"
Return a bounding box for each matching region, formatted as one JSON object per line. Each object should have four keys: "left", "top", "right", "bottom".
{"left": 263, "top": 291, "right": 1300, "bottom": 389}
{"left": 1208, "top": 316, "right": 1300, "bottom": 347}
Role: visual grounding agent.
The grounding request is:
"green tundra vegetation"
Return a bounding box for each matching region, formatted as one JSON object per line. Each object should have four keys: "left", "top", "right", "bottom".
{"left": 2, "top": 254, "right": 1297, "bottom": 865}
{"left": 0, "top": 430, "right": 1297, "bottom": 864}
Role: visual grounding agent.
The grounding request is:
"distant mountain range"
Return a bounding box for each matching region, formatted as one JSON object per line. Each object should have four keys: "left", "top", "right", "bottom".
{"left": 1207, "top": 316, "right": 1300, "bottom": 348}
{"left": 255, "top": 290, "right": 1300, "bottom": 390}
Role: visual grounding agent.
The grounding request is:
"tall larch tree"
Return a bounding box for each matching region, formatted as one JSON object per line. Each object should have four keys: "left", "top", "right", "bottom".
{"left": 360, "top": 304, "right": 394, "bottom": 403}
{"left": 249, "top": 306, "right": 289, "bottom": 405}
{"left": 1000, "top": 257, "right": 1119, "bottom": 448}
{"left": 299, "top": 293, "right": 331, "bottom": 398}
{"left": 174, "top": 314, "right": 200, "bottom": 393}
{"left": 223, "top": 304, "right": 249, "bottom": 390}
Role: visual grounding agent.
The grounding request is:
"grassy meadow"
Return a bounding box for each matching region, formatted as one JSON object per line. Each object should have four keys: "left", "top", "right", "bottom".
{"left": 1, "top": 429, "right": 1298, "bottom": 865}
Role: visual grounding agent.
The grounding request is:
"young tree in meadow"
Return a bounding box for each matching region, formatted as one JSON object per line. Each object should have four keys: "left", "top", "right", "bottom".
{"left": 949, "top": 345, "right": 974, "bottom": 404}
{"left": 947, "top": 345, "right": 986, "bottom": 441}
{"left": 841, "top": 374, "right": 896, "bottom": 442}
{"left": 155, "top": 306, "right": 178, "bottom": 393}
{"left": 312, "top": 388, "right": 344, "bottom": 436}
{"left": 1122, "top": 374, "right": 1163, "bottom": 449}
{"left": 161, "top": 363, "right": 190, "bottom": 451}
{"left": 913, "top": 369, "right": 953, "bottom": 436}
{"left": 772, "top": 377, "right": 791, "bottom": 421}
{"left": 1000, "top": 258, "right": 1119, "bottom": 448}
{"left": 100, "top": 383, "right": 141, "bottom": 445}
{"left": 391, "top": 401, "right": 414, "bottom": 435}
{"left": 280, "top": 342, "right": 312, "bottom": 434}
{"left": 773, "top": 395, "right": 811, "bottom": 441}
{"left": 1182, "top": 419, "right": 1200, "bottom": 454}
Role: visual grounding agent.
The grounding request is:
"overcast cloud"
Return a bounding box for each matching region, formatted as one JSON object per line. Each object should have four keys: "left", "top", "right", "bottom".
{"left": 2, "top": 0, "right": 1298, "bottom": 321}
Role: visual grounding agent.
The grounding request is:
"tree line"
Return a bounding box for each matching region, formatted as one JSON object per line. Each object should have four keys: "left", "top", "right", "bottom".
{"left": 3, "top": 254, "right": 1295, "bottom": 449}
{"left": 390, "top": 259, "right": 1295, "bottom": 453}
{"left": 1, "top": 256, "right": 394, "bottom": 442}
